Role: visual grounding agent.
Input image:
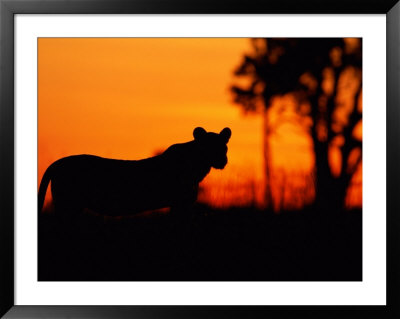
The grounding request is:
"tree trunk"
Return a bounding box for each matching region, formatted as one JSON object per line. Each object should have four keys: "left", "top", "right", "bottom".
{"left": 263, "top": 109, "right": 273, "bottom": 210}
{"left": 311, "top": 73, "right": 350, "bottom": 213}
{"left": 313, "top": 138, "right": 351, "bottom": 213}
{"left": 313, "top": 139, "right": 333, "bottom": 211}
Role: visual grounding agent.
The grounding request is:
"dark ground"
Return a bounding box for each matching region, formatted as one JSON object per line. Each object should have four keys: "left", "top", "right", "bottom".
{"left": 38, "top": 203, "right": 362, "bottom": 281}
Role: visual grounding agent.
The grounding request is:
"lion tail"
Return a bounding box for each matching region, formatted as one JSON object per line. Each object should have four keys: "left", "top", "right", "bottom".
{"left": 38, "top": 164, "right": 53, "bottom": 214}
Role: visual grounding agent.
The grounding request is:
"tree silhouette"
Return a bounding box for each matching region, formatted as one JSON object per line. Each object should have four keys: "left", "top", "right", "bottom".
{"left": 231, "top": 38, "right": 362, "bottom": 211}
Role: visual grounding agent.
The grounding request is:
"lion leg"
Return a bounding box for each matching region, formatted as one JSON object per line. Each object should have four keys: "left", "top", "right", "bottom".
{"left": 53, "top": 197, "right": 84, "bottom": 229}
{"left": 170, "top": 184, "right": 197, "bottom": 224}
{"left": 51, "top": 180, "right": 86, "bottom": 226}
{"left": 170, "top": 200, "right": 195, "bottom": 251}
{"left": 170, "top": 203, "right": 192, "bottom": 224}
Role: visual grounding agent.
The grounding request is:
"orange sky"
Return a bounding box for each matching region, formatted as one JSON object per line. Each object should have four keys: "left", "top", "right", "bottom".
{"left": 38, "top": 38, "right": 360, "bottom": 209}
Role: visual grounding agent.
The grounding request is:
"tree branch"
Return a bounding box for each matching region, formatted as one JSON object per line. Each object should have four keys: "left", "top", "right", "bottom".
{"left": 348, "top": 147, "right": 362, "bottom": 177}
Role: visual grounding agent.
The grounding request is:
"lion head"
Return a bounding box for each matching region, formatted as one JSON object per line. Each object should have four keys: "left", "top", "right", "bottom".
{"left": 193, "top": 127, "right": 231, "bottom": 169}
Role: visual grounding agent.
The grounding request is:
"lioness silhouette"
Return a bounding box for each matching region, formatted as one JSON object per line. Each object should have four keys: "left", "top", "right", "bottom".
{"left": 38, "top": 127, "right": 231, "bottom": 217}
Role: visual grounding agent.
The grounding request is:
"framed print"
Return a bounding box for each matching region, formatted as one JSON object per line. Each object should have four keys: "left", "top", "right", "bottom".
{"left": 1, "top": 0, "right": 399, "bottom": 318}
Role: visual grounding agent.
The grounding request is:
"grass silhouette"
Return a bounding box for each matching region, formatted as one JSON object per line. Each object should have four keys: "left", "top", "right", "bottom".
{"left": 38, "top": 203, "right": 361, "bottom": 281}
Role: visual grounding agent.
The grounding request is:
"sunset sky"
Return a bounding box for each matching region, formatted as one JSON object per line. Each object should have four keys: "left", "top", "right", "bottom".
{"left": 38, "top": 38, "right": 361, "bottom": 209}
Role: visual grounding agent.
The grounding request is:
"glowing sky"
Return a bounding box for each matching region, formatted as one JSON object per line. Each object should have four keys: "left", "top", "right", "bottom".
{"left": 38, "top": 38, "right": 360, "bottom": 209}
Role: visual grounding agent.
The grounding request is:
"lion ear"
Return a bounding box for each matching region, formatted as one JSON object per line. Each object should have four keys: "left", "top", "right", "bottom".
{"left": 220, "top": 127, "right": 231, "bottom": 143}
{"left": 193, "top": 127, "right": 207, "bottom": 140}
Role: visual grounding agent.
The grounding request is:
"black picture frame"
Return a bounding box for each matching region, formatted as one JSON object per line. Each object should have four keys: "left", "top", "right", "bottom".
{"left": 1, "top": 0, "right": 399, "bottom": 318}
